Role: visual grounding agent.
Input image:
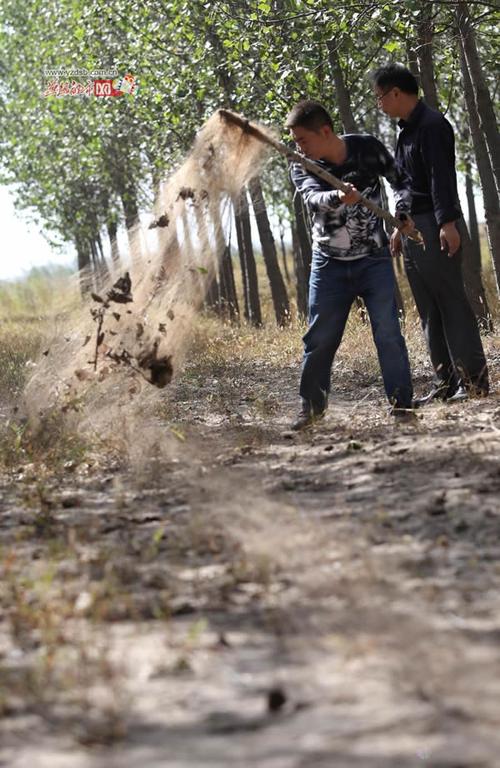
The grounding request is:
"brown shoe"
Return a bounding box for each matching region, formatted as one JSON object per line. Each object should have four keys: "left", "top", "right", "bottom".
{"left": 290, "top": 404, "right": 326, "bottom": 431}
{"left": 391, "top": 406, "right": 418, "bottom": 423}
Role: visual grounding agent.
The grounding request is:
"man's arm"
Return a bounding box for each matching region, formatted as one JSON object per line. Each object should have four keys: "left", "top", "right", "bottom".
{"left": 290, "top": 161, "right": 343, "bottom": 212}
{"left": 420, "top": 122, "right": 461, "bottom": 228}
{"left": 373, "top": 137, "right": 412, "bottom": 214}
{"left": 420, "top": 122, "right": 462, "bottom": 255}
{"left": 372, "top": 138, "right": 413, "bottom": 256}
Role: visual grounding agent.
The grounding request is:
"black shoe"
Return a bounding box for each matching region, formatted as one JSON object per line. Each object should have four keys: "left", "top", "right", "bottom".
{"left": 290, "top": 404, "right": 326, "bottom": 431}
{"left": 412, "top": 385, "right": 455, "bottom": 408}
{"left": 446, "top": 385, "right": 468, "bottom": 403}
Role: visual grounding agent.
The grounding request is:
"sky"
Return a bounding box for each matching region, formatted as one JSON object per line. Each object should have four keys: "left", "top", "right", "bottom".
{"left": 0, "top": 178, "right": 484, "bottom": 282}
{"left": 0, "top": 186, "right": 76, "bottom": 281}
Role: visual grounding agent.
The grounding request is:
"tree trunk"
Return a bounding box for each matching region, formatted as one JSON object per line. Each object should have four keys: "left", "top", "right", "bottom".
{"left": 459, "top": 38, "right": 500, "bottom": 294}
{"left": 120, "top": 178, "right": 143, "bottom": 263}
{"left": 120, "top": 185, "right": 140, "bottom": 231}
{"left": 406, "top": 41, "right": 420, "bottom": 81}
{"left": 292, "top": 188, "right": 311, "bottom": 319}
{"left": 326, "top": 42, "right": 358, "bottom": 133}
{"left": 465, "top": 168, "right": 481, "bottom": 261}
{"left": 457, "top": 1, "right": 500, "bottom": 195}
{"left": 218, "top": 245, "right": 240, "bottom": 322}
{"left": 209, "top": 197, "right": 239, "bottom": 321}
{"left": 181, "top": 207, "right": 195, "bottom": 263}
{"left": 76, "top": 238, "right": 91, "bottom": 296}
{"left": 248, "top": 176, "right": 290, "bottom": 326}
{"left": 192, "top": 198, "right": 220, "bottom": 312}
{"left": 416, "top": 5, "right": 440, "bottom": 110}
{"left": 107, "top": 220, "right": 120, "bottom": 266}
{"left": 205, "top": 274, "right": 220, "bottom": 311}
{"left": 89, "top": 239, "right": 104, "bottom": 290}
{"left": 234, "top": 190, "right": 262, "bottom": 327}
{"left": 96, "top": 232, "right": 110, "bottom": 281}
{"left": 380, "top": 180, "right": 405, "bottom": 317}
{"left": 459, "top": 218, "right": 493, "bottom": 331}
{"left": 278, "top": 219, "right": 291, "bottom": 283}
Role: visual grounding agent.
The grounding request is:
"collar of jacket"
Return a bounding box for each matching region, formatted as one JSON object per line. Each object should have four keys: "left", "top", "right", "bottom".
{"left": 398, "top": 98, "right": 426, "bottom": 130}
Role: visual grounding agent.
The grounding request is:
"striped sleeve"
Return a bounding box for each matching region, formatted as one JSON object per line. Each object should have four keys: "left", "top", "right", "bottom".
{"left": 290, "top": 161, "right": 342, "bottom": 213}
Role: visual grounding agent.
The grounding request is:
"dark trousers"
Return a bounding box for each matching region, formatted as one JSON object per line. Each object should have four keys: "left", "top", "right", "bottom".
{"left": 300, "top": 248, "right": 413, "bottom": 410}
{"left": 404, "top": 212, "right": 488, "bottom": 393}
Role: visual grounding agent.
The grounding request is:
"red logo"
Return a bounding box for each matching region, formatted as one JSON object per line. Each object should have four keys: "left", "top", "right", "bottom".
{"left": 94, "top": 79, "right": 121, "bottom": 97}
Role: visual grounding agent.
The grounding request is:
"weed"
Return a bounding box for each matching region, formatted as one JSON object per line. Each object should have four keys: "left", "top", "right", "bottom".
{"left": 0, "top": 420, "right": 28, "bottom": 466}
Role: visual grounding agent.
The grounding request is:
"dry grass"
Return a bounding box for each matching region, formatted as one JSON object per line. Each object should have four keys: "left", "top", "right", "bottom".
{"left": 0, "top": 266, "right": 77, "bottom": 322}
{"left": 1, "top": 246, "right": 499, "bottom": 756}
{"left": 181, "top": 257, "right": 429, "bottom": 389}
{"left": 2, "top": 244, "right": 498, "bottom": 472}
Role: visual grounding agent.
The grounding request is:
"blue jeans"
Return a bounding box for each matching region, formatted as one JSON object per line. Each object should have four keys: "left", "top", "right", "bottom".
{"left": 300, "top": 248, "right": 413, "bottom": 410}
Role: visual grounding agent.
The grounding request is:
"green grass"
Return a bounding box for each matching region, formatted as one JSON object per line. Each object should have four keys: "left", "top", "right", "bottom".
{"left": 0, "top": 324, "right": 43, "bottom": 399}
{"left": 0, "top": 266, "right": 88, "bottom": 470}
{"left": 0, "top": 265, "right": 77, "bottom": 321}
{"left": 0, "top": 265, "right": 79, "bottom": 397}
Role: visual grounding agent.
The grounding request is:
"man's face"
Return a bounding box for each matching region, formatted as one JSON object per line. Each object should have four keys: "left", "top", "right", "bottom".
{"left": 291, "top": 125, "right": 330, "bottom": 159}
{"left": 375, "top": 85, "right": 400, "bottom": 118}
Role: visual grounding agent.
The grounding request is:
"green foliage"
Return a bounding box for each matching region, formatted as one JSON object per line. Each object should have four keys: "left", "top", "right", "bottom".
{"left": 0, "top": 0, "right": 498, "bottom": 263}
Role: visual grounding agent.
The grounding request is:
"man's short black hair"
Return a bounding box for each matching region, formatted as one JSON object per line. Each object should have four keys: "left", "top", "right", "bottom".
{"left": 371, "top": 63, "right": 419, "bottom": 95}
{"left": 285, "top": 100, "right": 334, "bottom": 132}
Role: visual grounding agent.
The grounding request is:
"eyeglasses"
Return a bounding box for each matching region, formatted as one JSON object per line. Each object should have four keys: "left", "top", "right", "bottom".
{"left": 376, "top": 88, "right": 394, "bottom": 103}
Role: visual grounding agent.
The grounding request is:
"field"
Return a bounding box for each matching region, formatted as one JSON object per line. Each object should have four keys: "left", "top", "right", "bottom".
{"left": 1, "top": 258, "right": 500, "bottom": 767}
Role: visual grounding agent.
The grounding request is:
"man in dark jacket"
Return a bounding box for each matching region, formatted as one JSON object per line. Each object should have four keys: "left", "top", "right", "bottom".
{"left": 286, "top": 100, "right": 414, "bottom": 430}
{"left": 373, "top": 63, "right": 488, "bottom": 405}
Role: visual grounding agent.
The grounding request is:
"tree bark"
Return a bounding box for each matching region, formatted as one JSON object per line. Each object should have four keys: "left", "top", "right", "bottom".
{"left": 406, "top": 41, "right": 420, "bottom": 82}
{"left": 465, "top": 168, "right": 481, "bottom": 261}
{"left": 456, "top": 1, "right": 500, "bottom": 195}
{"left": 459, "top": 218, "right": 493, "bottom": 331}
{"left": 416, "top": 5, "right": 440, "bottom": 110}
{"left": 248, "top": 176, "right": 290, "bottom": 326}
{"left": 120, "top": 184, "right": 140, "bottom": 231}
{"left": 218, "top": 245, "right": 239, "bottom": 322}
{"left": 380, "top": 180, "right": 405, "bottom": 317}
{"left": 292, "top": 187, "right": 311, "bottom": 319}
{"left": 192, "top": 199, "right": 220, "bottom": 312}
{"left": 459, "top": 37, "right": 500, "bottom": 295}
{"left": 107, "top": 219, "right": 120, "bottom": 266}
{"left": 278, "top": 219, "right": 291, "bottom": 284}
{"left": 120, "top": 180, "right": 143, "bottom": 263}
{"left": 95, "top": 232, "right": 110, "bottom": 282}
{"left": 89, "top": 239, "right": 106, "bottom": 290}
{"left": 205, "top": 274, "right": 220, "bottom": 311}
{"left": 210, "top": 198, "right": 239, "bottom": 321}
{"left": 234, "top": 190, "right": 262, "bottom": 327}
{"left": 76, "top": 237, "right": 91, "bottom": 296}
{"left": 326, "top": 42, "right": 359, "bottom": 133}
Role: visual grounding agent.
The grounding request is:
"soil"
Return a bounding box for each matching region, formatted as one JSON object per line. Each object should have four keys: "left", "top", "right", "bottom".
{"left": 1, "top": 345, "right": 500, "bottom": 768}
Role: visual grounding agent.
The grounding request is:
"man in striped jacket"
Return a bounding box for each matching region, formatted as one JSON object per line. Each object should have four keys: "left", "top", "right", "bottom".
{"left": 287, "top": 99, "right": 414, "bottom": 430}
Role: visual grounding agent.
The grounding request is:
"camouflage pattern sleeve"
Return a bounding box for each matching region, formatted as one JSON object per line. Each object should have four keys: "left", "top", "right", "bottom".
{"left": 373, "top": 138, "right": 412, "bottom": 213}
{"left": 290, "top": 161, "right": 342, "bottom": 213}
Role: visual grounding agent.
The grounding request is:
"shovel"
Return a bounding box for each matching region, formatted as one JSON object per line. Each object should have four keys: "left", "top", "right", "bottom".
{"left": 219, "top": 108, "right": 423, "bottom": 245}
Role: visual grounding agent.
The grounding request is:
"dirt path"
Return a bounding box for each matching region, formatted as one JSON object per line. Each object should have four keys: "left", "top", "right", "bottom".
{"left": 1, "top": 353, "right": 500, "bottom": 767}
